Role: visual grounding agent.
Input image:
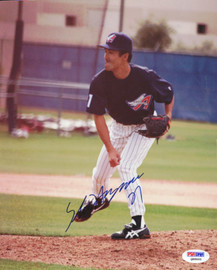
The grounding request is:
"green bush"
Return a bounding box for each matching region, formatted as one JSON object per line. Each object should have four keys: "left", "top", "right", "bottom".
{"left": 133, "top": 19, "right": 174, "bottom": 51}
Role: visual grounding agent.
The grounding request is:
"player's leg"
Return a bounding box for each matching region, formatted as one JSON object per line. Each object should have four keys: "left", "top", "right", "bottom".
{"left": 112, "top": 131, "right": 154, "bottom": 239}
{"left": 118, "top": 131, "right": 154, "bottom": 217}
{"left": 74, "top": 144, "right": 116, "bottom": 222}
{"left": 75, "top": 125, "right": 127, "bottom": 222}
{"left": 120, "top": 135, "right": 154, "bottom": 218}
{"left": 91, "top": 120, "right": 132, "bottom": 208}
{"left": 92, "top": 144, "right": 117, "bottom": 195}
{"left": 92, "top": 119, "right": 129, "bottom": 195}
{"left": 75, "top": 121, "right": 137, "bottom": 223}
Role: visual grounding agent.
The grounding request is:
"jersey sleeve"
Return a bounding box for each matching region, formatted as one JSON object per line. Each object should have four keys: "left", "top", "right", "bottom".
{"left": 86, "top": 77, "right": 107, "bottom": 115}
{"left": 147, "top": 70, "right": 174, "bottom": 104}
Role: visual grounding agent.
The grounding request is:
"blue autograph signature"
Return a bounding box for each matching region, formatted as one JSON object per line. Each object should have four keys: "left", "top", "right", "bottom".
{"left": 65, "top": 173, "right": 144, "bottom": 232}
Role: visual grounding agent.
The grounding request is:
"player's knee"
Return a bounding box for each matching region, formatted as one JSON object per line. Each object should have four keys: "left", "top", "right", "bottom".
{"left": 92, "top": 167, "right": 101, "bottom": 181}
{"left": 118, "top": 163, "right": 136, "bottom": 176}
{"left": 92, "top": 167, "right": 106, "bottom": 182}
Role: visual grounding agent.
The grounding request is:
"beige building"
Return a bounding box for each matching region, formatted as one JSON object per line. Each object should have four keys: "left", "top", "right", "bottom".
{"left": 122, "top": 0, "right": 217, "bottom": 48}
{"left": 0, "top": 0, "right": 217, "bottom": 77}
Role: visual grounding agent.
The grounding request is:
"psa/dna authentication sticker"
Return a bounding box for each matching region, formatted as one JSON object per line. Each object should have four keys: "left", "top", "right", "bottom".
{"left": 182, "top": 249, "right": 210, "bottom": 264}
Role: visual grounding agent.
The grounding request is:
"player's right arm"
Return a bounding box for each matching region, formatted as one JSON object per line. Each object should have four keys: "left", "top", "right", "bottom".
{"left": 86, "top": 73, "right": 120, "bottom": 167}
{"left": 94, "top": 114, "right": 120, "bottom": 167}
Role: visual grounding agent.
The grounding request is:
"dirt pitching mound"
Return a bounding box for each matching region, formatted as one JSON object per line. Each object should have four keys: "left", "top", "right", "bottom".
{"left": 1, "top": 230, "right": 216, "bottom": 270}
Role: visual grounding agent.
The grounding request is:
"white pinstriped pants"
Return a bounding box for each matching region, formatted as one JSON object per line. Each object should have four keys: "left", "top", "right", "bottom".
{"left": 92, "top": 119, "right": 155, "bottom": 217}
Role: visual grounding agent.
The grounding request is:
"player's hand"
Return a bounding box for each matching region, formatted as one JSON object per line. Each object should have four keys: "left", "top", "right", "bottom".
{"left": 108, "top": 148, "right": 121, "bottom": 167}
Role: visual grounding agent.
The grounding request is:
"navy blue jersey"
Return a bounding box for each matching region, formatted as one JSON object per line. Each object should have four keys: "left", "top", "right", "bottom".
{"left": 86, "top": 64, "right": 174, "bottom": 125}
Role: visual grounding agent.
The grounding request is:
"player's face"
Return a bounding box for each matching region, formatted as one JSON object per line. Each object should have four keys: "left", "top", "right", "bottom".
{"left": 104, "top": 49, "right": 123, "bottom": 72}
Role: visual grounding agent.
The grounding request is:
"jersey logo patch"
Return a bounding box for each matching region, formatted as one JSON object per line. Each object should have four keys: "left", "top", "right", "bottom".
{"left": 126, "top": 94, "right": 152, "bottom": 111}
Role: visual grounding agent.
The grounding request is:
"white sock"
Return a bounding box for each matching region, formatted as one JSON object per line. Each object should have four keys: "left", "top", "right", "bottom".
{"left": 141, "top": 216, "right": 145, "bottom": 227}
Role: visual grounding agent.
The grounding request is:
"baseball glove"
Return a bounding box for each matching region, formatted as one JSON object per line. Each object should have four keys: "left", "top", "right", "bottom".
{"left": 138, "top": 115, "right": 170, "bottom": 140}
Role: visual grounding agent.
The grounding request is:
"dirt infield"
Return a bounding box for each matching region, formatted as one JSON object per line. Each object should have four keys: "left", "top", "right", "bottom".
{"left": 1, "top": 173, "right": 217, "bottom": 208}
{"left": 1, "top": 231, "right": 216, "bottom": 270}
{"left": 0, "top": 173, "right": 217, "bottom": 269}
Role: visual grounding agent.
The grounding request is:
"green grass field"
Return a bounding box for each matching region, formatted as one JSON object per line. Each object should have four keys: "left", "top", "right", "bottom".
{"left": 1, "top": 194, "right": 217, "bottom": 237}
{"left": 0, "top": 119, "right": 216, "bottom": 182}
{"left": 0, "top": 259, "right": 101, "bottom": 270}
{"left": 0, "top": 117, "right": 217, "bottom": 270}
{"left": 0, "top": 194, "right": 217, "bottom": 270}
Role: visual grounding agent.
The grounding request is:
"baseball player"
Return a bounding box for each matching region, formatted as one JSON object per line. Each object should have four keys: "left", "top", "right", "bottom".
{"left": 76, "top": 32, "right": 174, "bottom": 240}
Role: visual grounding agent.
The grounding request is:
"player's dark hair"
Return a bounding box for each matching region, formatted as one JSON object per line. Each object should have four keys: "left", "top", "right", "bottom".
{"left": 119, "top": 51, "right": 132, "bottom": 63}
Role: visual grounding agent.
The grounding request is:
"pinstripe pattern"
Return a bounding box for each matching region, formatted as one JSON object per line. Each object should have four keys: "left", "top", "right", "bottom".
{"left": 92, "top": 119, "right": 155, "bottom": 217}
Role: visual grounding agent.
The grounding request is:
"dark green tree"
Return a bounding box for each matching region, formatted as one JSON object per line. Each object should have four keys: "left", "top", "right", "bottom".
{"left": 133, "top": 19, "right": 174, "bottom": 51}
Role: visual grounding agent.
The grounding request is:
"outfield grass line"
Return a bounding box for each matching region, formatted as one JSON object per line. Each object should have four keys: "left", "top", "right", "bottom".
{"left": 0, "top": 173, "right": 217, "bottom": 209}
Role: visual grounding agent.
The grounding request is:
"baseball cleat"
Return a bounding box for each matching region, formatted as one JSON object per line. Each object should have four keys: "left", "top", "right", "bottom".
{"left": 74, "top": 197, "right": 110, "bottom": 222}
{"left": 111, "top": 223, "right": 151, "bottom": 240}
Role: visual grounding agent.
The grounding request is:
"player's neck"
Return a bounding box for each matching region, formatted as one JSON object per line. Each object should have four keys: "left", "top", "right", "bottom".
{"left": 112, "top": 63, "right": 131, "bottom": 80}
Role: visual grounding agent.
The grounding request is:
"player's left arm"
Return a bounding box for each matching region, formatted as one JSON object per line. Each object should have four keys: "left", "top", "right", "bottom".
{"left": 147, "top": 69, "right": 174, "bottom": 119}
{"left": 163, "top": 96, "right": 174, "bottom": 135}
{"left": 165, "top": 96, "right": 174, "bottom": 120}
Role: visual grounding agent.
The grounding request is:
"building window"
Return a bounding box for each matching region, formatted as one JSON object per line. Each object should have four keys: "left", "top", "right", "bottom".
{"left": 62, "top": 60, "right": 72, "bottom": 70}
{"left": 65, "top": 15, "right": 76, "bottom": 27}
{"left": 197, "top": 23, "right": 207, "bottom": 34}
